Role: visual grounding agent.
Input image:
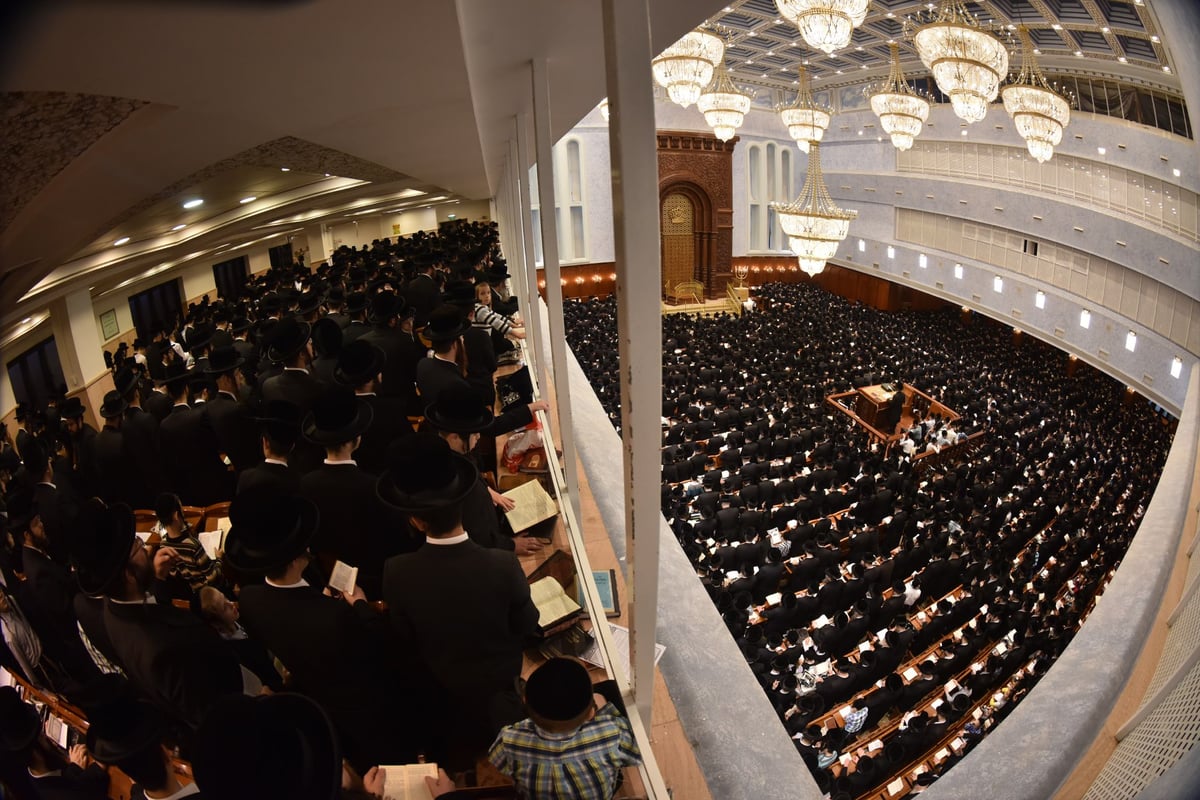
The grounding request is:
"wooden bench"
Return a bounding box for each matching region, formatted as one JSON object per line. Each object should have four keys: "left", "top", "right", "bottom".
{"left": 666, "top": 280, "right": 705, "bottom": 305}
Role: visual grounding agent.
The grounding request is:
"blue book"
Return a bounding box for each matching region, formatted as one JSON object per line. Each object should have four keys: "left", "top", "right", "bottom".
{"left": 580, "top": 569, "right": 621, "bottom": 618}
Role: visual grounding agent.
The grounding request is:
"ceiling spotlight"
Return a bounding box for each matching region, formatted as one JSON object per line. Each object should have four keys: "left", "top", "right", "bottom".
{"left": 182, "top": 199, "right": 204, "bottom": 209}
{"left": 280, "top": 167, "right": 291, "bottom": 172}
{"left": 171, "top": 224, "right": 187, "bottom": 231}
{"left": 113, "top": 236, "right": 130, "bottom": 246}
{"left": 240, "top": 196, "right": 257, "bottom": 204}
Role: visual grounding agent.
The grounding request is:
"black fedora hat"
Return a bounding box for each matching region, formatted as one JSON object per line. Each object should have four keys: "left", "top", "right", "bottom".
{"left": 14, "top": 403, "right": 30, "bottom": 422}
{"left": 310, "top": 318, "right": 343, "bottom": 358}
{"left": 524, "top": 658, "right": 593, "bottom": 723}
{"left": 113, "top": 366, "right": 139, "bottom": 398}
{"left": 185, "top": 323, "right": 215, "bottom": 354}
{"left": 265, "top": 317, "right": 312, "bottom": 363}
{"left": 60, "top": 396, "right": 86, "bottom": 419}
{"left": 98, "top": 390, "right": 128, "bottom": 419}
{"left": 367, "top": 290, "right": 404, "bottom": 324}
{"left": 441, "top": 280, "right": 477, "bottom": 309}
{"left": 0, "top": 687, "right": 41, "bottom": 752}
{"left": 71, "top": 501, "right": 137, "bottom": 596}
{"left": 254, "top": 399, "right": 304, "bottom": 447}
{"left": 425, "top": 384, "right": 493, "bottom": 434}
{"left": 84, "top": 676, "right": 167, "bottom": 764}
{"left": 231, "top": 316, "right": 252, "bottom": 334}
{"left": 222, "top": 489, "right": 320, "bottom": 575}
{"left": 344, "top": 291, "right": 369, "bottom": 314}
{"left": 377, "top": 432, "right": 477, "bottom": 512}
{"left": 424, "top": 305, "right": 471, "bottom": 343}
{"left": 205, "top": 345, "right": 245, "bottom": 376}
{"left": 192, "top": 692, "right": 341, "bottom": 800}
{"left": 333, "top": 341, "right": 385, "bottom": 388}
{"left": 258, "top": 294, "right": 282, "bottom": 316}
{"left": 296, "top": 290, "right": 321, "bottom": 316}
{"left": 301, "top": 388, "right": 373, "bottom": 446}
{"left": 5, "top": 489, "right": 36, "bottom": 534}
{"left": 152, "top": 360, "right": 188, "bottom": 387}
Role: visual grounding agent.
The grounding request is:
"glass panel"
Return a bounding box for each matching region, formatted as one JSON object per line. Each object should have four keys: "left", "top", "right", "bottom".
{"left": 571, "top": 206, "right": 585, "bottom": 260}
{"left": 781, "top": 149, "right": 792, "bottom": 199}
{"left": 567, "top": 140, "right": 582, "bottom": 204}
{"left": 748, "top": 147, "right": 761, "bottom": 201}
{"left": 749, "top": 204, "right": 763, "bottom": 251}
{"left": 767, "top": 143, "right": 777, "bottom": 201}
{"left": 530, "top": 209, "right": 543, "bottom": 265}
{"left": 528, "top": 164, "right": 540, "bottom": 206}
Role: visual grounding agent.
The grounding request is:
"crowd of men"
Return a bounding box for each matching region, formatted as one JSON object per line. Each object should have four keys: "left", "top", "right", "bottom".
{"left": 0, "top": 220, "right": 641, "bottom": 800}
{"left": 564, "top": 282, "right": 1173, "bottom": 798}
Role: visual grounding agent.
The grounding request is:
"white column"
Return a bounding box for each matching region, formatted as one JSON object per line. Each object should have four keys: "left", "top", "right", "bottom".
{"left": 515, "top": 113, "right": 550, "bottom": 398}
{"left": 305, "top": 223, "right": 331, "bottom": 266}
{"left": 531, "top": 57, "right": 582, "bottom": 525}
{"left": 602, "top": 0, "right": 662, "bottom": 727}
{"left": 63, "top": 290, "right": 108, "bottom": 388}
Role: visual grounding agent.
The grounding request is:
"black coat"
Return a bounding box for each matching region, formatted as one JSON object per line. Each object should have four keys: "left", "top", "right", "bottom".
{"left": 19, "top": 546, "right": 98, "bottom": 684}
{"left": 238, "top": 583, "right": 433, "bottom": 768}
{"left": 103, "top": 598, "right": 243, "bottom": 729}
{"left": 122, "top": 407, "right": 167, "bottom": 508}
{"left": 359, "top": 326, "right": 423, "bottom": 413}
{"left": 159, "top": 404, "right": 233, "bottom": 506}
{"left": 415, "top": 357, "right": 470, "bottom": 409}
{"left": 205, "top": 392, "right": 261, "bottom": 473}
{"left": 354, "top": 393, "right": 413, "bottom": 476}
{"left": 235, "top": 460, "right": 300, "bottom": 495}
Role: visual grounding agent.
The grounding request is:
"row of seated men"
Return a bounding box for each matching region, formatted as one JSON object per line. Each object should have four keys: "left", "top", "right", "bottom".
{"left": 0, "top": 226, "right": 640, "bottom": 799}
{"left": 563, "top": 282, "right": 1171, "bottom": 797}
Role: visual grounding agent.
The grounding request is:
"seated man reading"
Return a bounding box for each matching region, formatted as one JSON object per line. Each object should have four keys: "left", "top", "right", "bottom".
{"left": 489, "top": 658, "right": 642, "bottom": 800}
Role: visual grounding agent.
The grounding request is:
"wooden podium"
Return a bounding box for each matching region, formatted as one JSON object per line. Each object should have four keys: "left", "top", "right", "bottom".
{"left": 855, "top": 385, "right": 893, "bottom": 427}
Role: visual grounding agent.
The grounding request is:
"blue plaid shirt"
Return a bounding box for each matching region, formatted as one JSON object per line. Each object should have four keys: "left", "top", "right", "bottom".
{"left": 489, "top": 704, "right": 643, "bottom": 799}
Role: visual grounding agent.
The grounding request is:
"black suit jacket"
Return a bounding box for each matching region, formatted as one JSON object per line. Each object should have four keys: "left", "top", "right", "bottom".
{"left": 238, "top": 583, "right": 431, "bottom": 767}
{"left": 103, "top": 598, "right": 243, "bottom": 729}
{"left": 28, "top": 764, "right": 109, "bottom": 800}
{"left": 159, "top": 404, "right": 233, "bottom": 506}
{"left": 142, "top": 389, "right": 174, "bottom": 422}
{"left": 402, "top": 273, "right": 439, "bottom": 325}
{"left": 20, "top": 546, "right": 98, "bottom": 683}
{"left": 92, "top": 427, "right": 136, "bottom": 506}
{"left": 235, "top": 460, "right": 300, "bottom": 495}
{"left": 355, "top": 394, "right": 413, "bottom": 476}
{"left": 300, "top": 463, "right": 409, "bottom": 596}
{"left": 360, "top": 326, "right": 423, "bottom": 411}
{"left": 382, "top": 540, "right": 538, "bottom": 699}
{"left": 205, "top": 392, "right": 261, "bottom": 472}
{"left": 261, "top": 369, "right": 324, "bottom": 414}
{"left": 415, "top": 357, "right": 470, "bottom": 409}
{"left": 33, "top": 482, "right": 77, "bottom": 565}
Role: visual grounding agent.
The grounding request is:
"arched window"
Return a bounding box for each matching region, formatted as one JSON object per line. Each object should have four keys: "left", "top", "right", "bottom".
{"left": 529, "top": 138, "right": 589, "bottom": 266}
{"left": 749, "top": 141, "right": 794, "bottom": 253}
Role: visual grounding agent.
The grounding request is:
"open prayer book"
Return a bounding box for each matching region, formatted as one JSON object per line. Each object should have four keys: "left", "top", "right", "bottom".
{"left": 529, "top": 576, "right": 582, "bottom": 632}
{"left": 501, "top": 479, "right": 558, "bottom": 533}
{"left": 328, "top": 561, "right": 359, "bottom": 596}
{"left": 379, "top": 763, "right": 439, "bottom": 800}
{"left": 197, "top": 517, "right": 230, "bottom": 559}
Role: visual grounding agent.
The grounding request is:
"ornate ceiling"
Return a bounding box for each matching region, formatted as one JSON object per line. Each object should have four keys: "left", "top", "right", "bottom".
{"left": 706, "top": 0, "right": 1175, "bottom": 98}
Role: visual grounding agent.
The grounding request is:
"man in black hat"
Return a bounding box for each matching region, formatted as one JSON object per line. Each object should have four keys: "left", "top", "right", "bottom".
{"left": 380, "top": 433, "right": 540, "bottom": 758}
{"left": 341, "top": 291, "right": 371, "bottom": 344}
{"left": 159, "top": 365, "right": 232, "bottom": 507}
{"left": 204, "top": 346, "right": 260, "bottom": 473}
{"left": 402, "top": 251, "right": 440, "bottom": 327}
{"left": 8, "top": 490, "right": 99, "bottom": 687}
{"left": 333, "top": 341, "right": 412, "bottom": 476}
{"left": 309, "top": 317, "right": 343, "bottom": 385}
{"left": 443, "top": 279, "right": 499, "bottom": 407}
{"left": 227, "top": 490, "right": 434, "bottom": 771}
{"left": 91, "top": 390, "right": 138, "bottom": 506}
{"left": 60, "top": 396, "right": 99, "bottom": 498}
{"left": 259, "top": 316, "right": 325, "bottom": 477}
{"left": 425, "top": 386, "right": 544, "bottom": 556}
{"left": 0, "top": 686, "right": 109, "bottom": 799}
{"left": 360, "top": 290, "right": 423, "bottom": 412}
{"left": 415, "top": 306, "right": 473, "bottom": 408}
{"left": 488, "top": 658, "right": 641, "bottom": 800}
{"left": 84, "top": 679, "right": 202, "bottom": 799}
{"left": 74, "top": 501, "right": 243, "bottom": 729}
{"left": 299, "top": 387, "right": 407, "bottom": 594}
{"left": 236, "top": 401, "right": 303, "bottom": 495}
{"left": 113, "top": 365, "right": 168, "bottom": 508}
{"left": 22, "top": 438, "right": 78, "bottom": 567}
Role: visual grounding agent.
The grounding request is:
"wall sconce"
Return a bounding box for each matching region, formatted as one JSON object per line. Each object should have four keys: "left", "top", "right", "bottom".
{"left": 1171, "top": 357, "right": 1183, "bottom": 378}
{"left": 1079, "top": 309, "right": 1091, "bottom": 329}
{"left": 592, "top": 274, "right": 603, "bottom": 283}
{"left": 538, "top": 279, "right": 546, "bottom": 289}
{"left": 560, "top": 278, "right": 568, "bottom": 286}
{"left": 608, "top": 272, "right": 617, "bottom": 281}
{"left": 574, "top": 276, "right": 585, "bottom": 285}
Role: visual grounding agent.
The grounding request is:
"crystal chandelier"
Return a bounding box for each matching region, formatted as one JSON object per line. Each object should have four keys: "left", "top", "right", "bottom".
{"left": 652, "top": 29, "right": 724, "bottom": 109}
{"left": 697, "top": 70, "right": 753, "bottom": 141}
{"left": 869, "top": 43, "right": 931, "bottom": 151}
{"left": 776, "top": 0, "right": 869, "bottom": 55}
{"left": 912, "top": 1, "right": 1008, "bottom": 124}
{"left": 772, "top": 142, "right": 857, "bottom": 276}
{"left": 1002, "top": 26, "right": 1071, "bottom": 163}
{"left": 599, "top": 98, "right": 610, "bottom": 121}
{"left": 778, "top": 66, "right": 832, "bottom": 153}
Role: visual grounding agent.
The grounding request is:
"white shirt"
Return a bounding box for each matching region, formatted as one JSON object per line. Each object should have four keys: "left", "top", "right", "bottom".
{"left": 264, "top": 577, "right": 309, "bottom": 589}
{"left": 425, "top": 531, "right": 470, "bottom": 546}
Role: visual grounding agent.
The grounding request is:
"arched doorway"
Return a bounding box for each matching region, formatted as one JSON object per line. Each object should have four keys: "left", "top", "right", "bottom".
{"left": 661, "top": 192, "right": 696, "bottom": 298}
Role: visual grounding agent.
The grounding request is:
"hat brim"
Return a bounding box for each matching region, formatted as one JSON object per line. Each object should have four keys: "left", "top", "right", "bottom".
{"left": 86, "top": 707, "right": 166, "bottom": 763}
{"left": 300, "top": 400, "right": 374, "bottom": 446}
{"left": 98, "top": 399, "right": 129, "bottom": 419}
{"left": 222, "top": 498, "right": 320, "bottom": 575}
{"left": 424, "top": 318, "right": 472, "bottom": 343}
{"left": 0, "top": 700, "right": 41, "bottom": 753}
{"left": 266, "top": 321, "right": 312, "bottom": 363}
{"left": 332, "top": 347, "right": 385, "bottom": 388}
{"left": 424, "top": 402, "right": 493, "bottom": 434}
{"left": 204, "top": 354, "right": 246, "bottom": 376}
{"left": 377, "top": 454, "right": 478, "bottom": 512}
{"left": 73, "top": 505, "right": 137, "bottom": 596}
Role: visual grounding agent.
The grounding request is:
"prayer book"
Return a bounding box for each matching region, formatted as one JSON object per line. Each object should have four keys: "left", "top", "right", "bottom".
{"left": 328, "top": 561, "right": 359, "bottom": 596}
{"left": 868, "top": 739, "right": 883, "bottom": 752}
{"left": 502, "top": 480, "right": 559, "bottom": 533}
{"left": 903, "top": 666, "right": 919, "bottom": 681}
{"left": 887, "top": 778, "right": 906, "bottom": 796}
{"left": 578, "top": 569, "right": 620, "bottom": 618}
{"left": 529, "top": 576, "right": 582, "bottom": 632}
{"left": 379, "top": 763, "right": 439, "bottom": 800}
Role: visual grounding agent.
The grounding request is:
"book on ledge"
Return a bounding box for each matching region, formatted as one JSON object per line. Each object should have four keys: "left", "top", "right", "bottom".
{"left": 378, "top": 762, "right": 439, "bottom": 800}
{"left": 502, "top": 479, "right": 559, "bottom": 533}
{"left": 578, "top": 569, "right": 621, "bottom": 618}
{"left": 529, "top": 575, "right": 583, "bottom": 633}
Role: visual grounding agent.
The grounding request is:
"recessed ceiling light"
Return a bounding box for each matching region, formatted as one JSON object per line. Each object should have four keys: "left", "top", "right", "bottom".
{"left": 961, "top": 130, "right": 968, "bottom": 136}
{"left": 766, "top": 50, "right": 774, "bottom": 56}
{"left": 747, "top": 31, "right": 755, "bottom": 36}
{"left": 1074, "top": 50, "right": 1083, "bottom": 57}
{"left": 280, "top": 167, "right": 290, "bottom": 172}
{"left": 745, "top": 59, "right": 753, "bottom": 64}
{"left": 1173, "top": 168, "right": 1181, "bottom": 177}
{"left": 1098, "top": 147, "right": 1106, "bottom": 155}
{"left": 1051, "top": 23, "right": 1062, "bottom": 31}
{"left": 114, "top": 236, "right": 130, "bottom": 246}
{"left": 1033, "top": 48, "right": 1041, "bottom": 54}
{"left": 1150, "top": 35, "right": 1159, "bottom": 43}
{"left": 240, "top": 196, "right": 257, "bottom": 204}
{"left": 1162, "top": 65, "right": 1171, "bottom": 73}
{"left": 21, "top": 317, "right": 32, "bottom": 325}
{"left": 324, "top": 173, "right": 331, "bottom": 177}
{"left": 836, "top": 69, "right": 843, "bottom": 74}
{"left": 1118, "top": 56, "right": 1128, "bottom": 62}
{"left": 171, "top": 224, "right": 186, "bottom": 231}
{"left": 886, "top": 11, "right": 894, "bottom": 17}
{"left": 182, "top": 199, "right": 203, "bottom": 209}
